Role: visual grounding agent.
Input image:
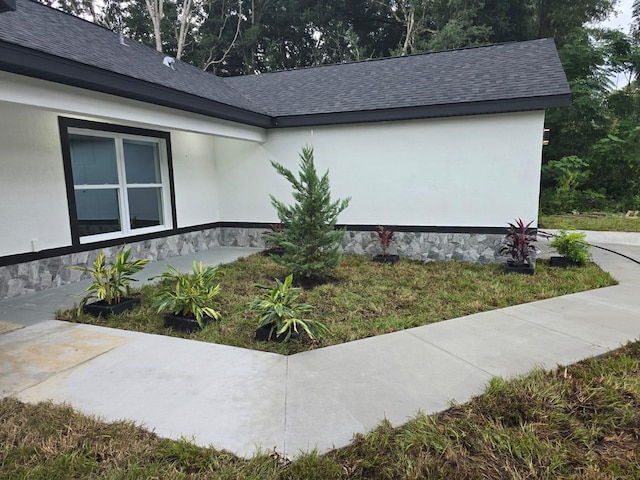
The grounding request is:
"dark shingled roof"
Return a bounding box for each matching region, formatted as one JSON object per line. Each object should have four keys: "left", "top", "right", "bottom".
{"left": 0, "top": 0, "right": 570, "bottom": 128}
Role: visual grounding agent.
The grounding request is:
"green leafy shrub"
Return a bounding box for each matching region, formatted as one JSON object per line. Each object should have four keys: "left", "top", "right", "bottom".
{"left": 151, "top": 262, "right": 222, "bottom": 327}
{"left": 550, "top": 230, "right": 592, "bottom": 265}
{"left": 266, "top": 146, "right": 350, "bottom": 283}
{"left": 248, "top": 273, "right": 329, "bottom": 342}
{"left": 72, "top": 247, "right": 149, "bottom": 312}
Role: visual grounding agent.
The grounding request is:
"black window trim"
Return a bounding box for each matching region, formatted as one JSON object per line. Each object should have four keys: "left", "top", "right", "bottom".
{"left": 58, "top": 116, "right": 178, "bottom": 246}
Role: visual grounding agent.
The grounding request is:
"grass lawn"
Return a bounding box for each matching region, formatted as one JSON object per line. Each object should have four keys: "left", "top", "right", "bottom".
{"left": 57, "top": 253, "right": 616, "bottom": 355}
{"left": 539, "top": 213, "right": 640, "bottom": 232}
{"left": 2, "top": 340, "right": 640, "bottom": 479}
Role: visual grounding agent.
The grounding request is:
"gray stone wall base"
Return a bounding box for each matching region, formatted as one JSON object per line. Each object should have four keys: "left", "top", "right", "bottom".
{"left": 0, "top": 227, "right": 505, "bottom": 300}
{"left": 0, "top": 228, "right": 220, "bottom": 300}
{"left": 342, "top": 231, "right": 504, "bottom": 264}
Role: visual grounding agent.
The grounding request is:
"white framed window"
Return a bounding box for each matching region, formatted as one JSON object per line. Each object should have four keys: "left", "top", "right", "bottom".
{"left": 61, "top": 120, "right": 174, "bottom": 244}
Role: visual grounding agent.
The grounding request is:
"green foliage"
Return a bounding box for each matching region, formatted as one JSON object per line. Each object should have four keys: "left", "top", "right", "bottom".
{"left": 248, "top": 273, "right": 329, "bottom": 342}
{"left": 151, "top": 262, "right": 222, "bottom": 327}
{"left": 267, "top": 146, "right": 350, "bottom": 283}
{"left": 72, "top": 247, "right": 149, "bottom": 312}
{"left": 550, "top": 230, "right": 592, "bottom": 265}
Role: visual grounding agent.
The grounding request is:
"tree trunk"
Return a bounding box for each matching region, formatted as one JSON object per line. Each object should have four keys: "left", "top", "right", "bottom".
{"left": 145, "top": 0, "right": 164, "bottom": 53}
{"left": 176, "top": 0, "right": 193, "bottom": 60}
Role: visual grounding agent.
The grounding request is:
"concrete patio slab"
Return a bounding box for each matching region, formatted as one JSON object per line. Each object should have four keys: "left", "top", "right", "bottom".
{"left": 0, "top": 320, "right": 131, "bottom": 397}
{"left": 16, "top": 323, "right": 288, "bottom": 457}
{"left": 501, "top": 302, "right": 640, "bottom": 352}
{"left": 284, "top": 331, "right": 492, "bottom": 456}
{"left": 407, "top": 310, "right": 608, "bottom": 378}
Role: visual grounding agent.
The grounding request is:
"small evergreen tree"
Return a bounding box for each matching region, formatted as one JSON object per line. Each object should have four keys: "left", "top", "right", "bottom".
{"left": 266, "top": 146, "right": 350, "bottom": 283}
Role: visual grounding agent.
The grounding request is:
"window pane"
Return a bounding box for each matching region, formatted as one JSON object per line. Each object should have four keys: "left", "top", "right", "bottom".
{"left": 128, "top": 188, "right": 162, "bottom": 229}
{"left": 70, "top": 134, "right": 118, "bottom": 185}
{"left": 75, "top": 189, "right": 121, "bottom": 236}
{"left": 123, "top": 140, "right": 161, "bottom": 184}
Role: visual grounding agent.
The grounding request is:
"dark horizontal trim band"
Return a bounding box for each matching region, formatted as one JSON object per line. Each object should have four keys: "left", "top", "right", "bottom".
{"left": 272, "top": 95, "right": 571, "bottom": 128}
{"left": 1, "top": 42, "right": 569, "bottom": 130}
{"left": 0, "top": 222, "right": 521, "bottom": 267}
{"left": 0, "top": 42, "right": 273, "bottom": 128}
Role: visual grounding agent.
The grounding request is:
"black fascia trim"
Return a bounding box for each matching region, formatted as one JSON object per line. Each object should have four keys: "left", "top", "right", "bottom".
{"left": 272, "top": 95, "right": 571, "bottom": 128}
{"left": 58, "top": 116, "right": 179, "bottom": 245}
{"left": 0, "top": 41, "right": 273, "bottom": 128}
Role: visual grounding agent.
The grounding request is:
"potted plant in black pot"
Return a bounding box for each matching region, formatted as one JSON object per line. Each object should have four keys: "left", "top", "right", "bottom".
{"left": 151, "top": 261, "right": 222, "bottom": 332}
{"left": 500, "top": 219, "right": 536, "bottom": 275}
{"left": 248, "top": 273, "right": 329, "bottom": 343}
{"left": 262, "top": 222, "right": 285, "bottom": 256}
{"left": 73, "top": 247, "right": 149, "bottom": 317}
{"left": 549, "top": 230, "right": 592, "bottom": 267}
{"left": 372, "top": 225, "right": 400, "bottom": 264}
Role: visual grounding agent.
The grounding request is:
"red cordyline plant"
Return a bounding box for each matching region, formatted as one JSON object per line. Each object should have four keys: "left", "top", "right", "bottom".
{"left": 500, "top": 219, "right": 536, "bottom": 266}
{"left": 377, "top": 225, "right": 395, "bottom": 256}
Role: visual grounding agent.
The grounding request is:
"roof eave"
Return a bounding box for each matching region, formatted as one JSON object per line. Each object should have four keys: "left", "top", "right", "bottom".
{"left": 0, "top": 41, "right": 273, "bottom": 128}
{"left": 272, "top": 94, "right": 571, "bottom": 128}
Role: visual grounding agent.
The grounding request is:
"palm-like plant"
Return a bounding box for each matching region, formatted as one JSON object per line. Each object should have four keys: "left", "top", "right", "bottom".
{"left": 72, "top": 247, "right": 149, "bottom": 312}
{"left": 151, "top": 262, "right": 222, "bottom": 328}
{"left": 248, "top": 274, "right": 329, "bottom": 342}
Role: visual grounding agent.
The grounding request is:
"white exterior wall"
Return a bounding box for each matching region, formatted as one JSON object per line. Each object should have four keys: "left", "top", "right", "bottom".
{"left": 214, "top": 111, "right": 545, "bottom": 227}
{"left": 170, "top": 131, "right": 221, "bottom": 227}
{"left": 0, "top": 103, "right": 72, "bottom": 256}
{"left": 0, "top": 102, "right": 224, "bottom": 256}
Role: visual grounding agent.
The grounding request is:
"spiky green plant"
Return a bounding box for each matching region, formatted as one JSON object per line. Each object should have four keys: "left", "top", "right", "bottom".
{"left": 151, "top": 262, "right": 222, "bottom": 327}
{"left": 248, "top": 274, "right": 329, "bottom": 342}
{"left": 72, "top": 247, "right": 149, "bottom": 312}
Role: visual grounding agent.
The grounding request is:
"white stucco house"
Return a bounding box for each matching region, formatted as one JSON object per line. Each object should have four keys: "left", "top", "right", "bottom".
{"left": 0, "top": 0, "right": 570, "bottom": 299}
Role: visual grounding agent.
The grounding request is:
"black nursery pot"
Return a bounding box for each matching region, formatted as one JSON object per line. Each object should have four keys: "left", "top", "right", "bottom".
{"left": 372, "top": 254, "right": 400, "bottom": 264}
{"left": 255, "top": 325, "right": 298, "bottom": 343}
{"left": 82, "top": 297, "right": 140, "bottom": 318}
{"left": 503, "top": 262, "right": 535, "bottom": 275}
{"left": 549, "top": 256, "right": 581, "bottom": 268}
{"left": 164, "top": 314, "right": 207, "bottom": 333}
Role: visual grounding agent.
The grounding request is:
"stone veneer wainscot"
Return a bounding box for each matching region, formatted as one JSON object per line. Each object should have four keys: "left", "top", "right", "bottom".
{"left": 0, "top": 227, "right": 504, "bottom": 300}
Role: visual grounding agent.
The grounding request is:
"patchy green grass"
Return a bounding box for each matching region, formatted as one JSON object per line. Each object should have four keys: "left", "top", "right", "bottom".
{"left": 539, "top": 213, "right": 640, "bottom": 232}
{"left": 57, "top": 254, "right": 616, "bottom": 355}
{"left": 3, "top": 340, "right": 640, "bottom": 479}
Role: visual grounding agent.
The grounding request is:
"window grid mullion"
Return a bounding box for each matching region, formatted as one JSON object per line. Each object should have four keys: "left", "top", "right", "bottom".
{"left": 115, "top": 137, "right": 131, "bottom": 236}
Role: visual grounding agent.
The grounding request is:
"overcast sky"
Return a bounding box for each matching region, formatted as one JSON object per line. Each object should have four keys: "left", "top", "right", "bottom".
{"left": 602, "top": 0, "right": 635, "bottom": 32}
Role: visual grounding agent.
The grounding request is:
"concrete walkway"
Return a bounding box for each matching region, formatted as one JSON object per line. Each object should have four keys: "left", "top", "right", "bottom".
{"left": 0, "top": 242, "right": 639, "bottom": 459}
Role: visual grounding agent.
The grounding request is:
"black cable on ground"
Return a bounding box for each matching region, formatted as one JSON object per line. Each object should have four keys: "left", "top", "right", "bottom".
{"left": 537, "top": 229, "right": 640, "bottom": 267}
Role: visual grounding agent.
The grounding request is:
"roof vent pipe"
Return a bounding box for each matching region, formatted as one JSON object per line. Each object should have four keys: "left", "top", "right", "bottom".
{"left": 0, "top": 0, "right": 16, "bottom": 14}
{"left": 163, "top": 56, "right": 176, "bottom": 70}
{"left": 119, "top": 31, "right": 127, "bottom": 46}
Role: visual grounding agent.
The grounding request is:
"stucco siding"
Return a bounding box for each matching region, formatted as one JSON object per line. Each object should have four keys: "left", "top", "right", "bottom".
{"left": 171, "top": 131, "right": 221, "bottom": 227}
{"left": 214, "top": 111, "right": 545, "bottom": 227}
{"left": 0, "top": 102, "right": 71, "bottom": 256}
{"left": 0, "top": 101, "right": 224, "bottom": 257}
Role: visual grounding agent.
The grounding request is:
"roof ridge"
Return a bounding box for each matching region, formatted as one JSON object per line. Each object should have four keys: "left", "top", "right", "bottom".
{"left": 223, "top": 38, "right": 555, "bottom": 80}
